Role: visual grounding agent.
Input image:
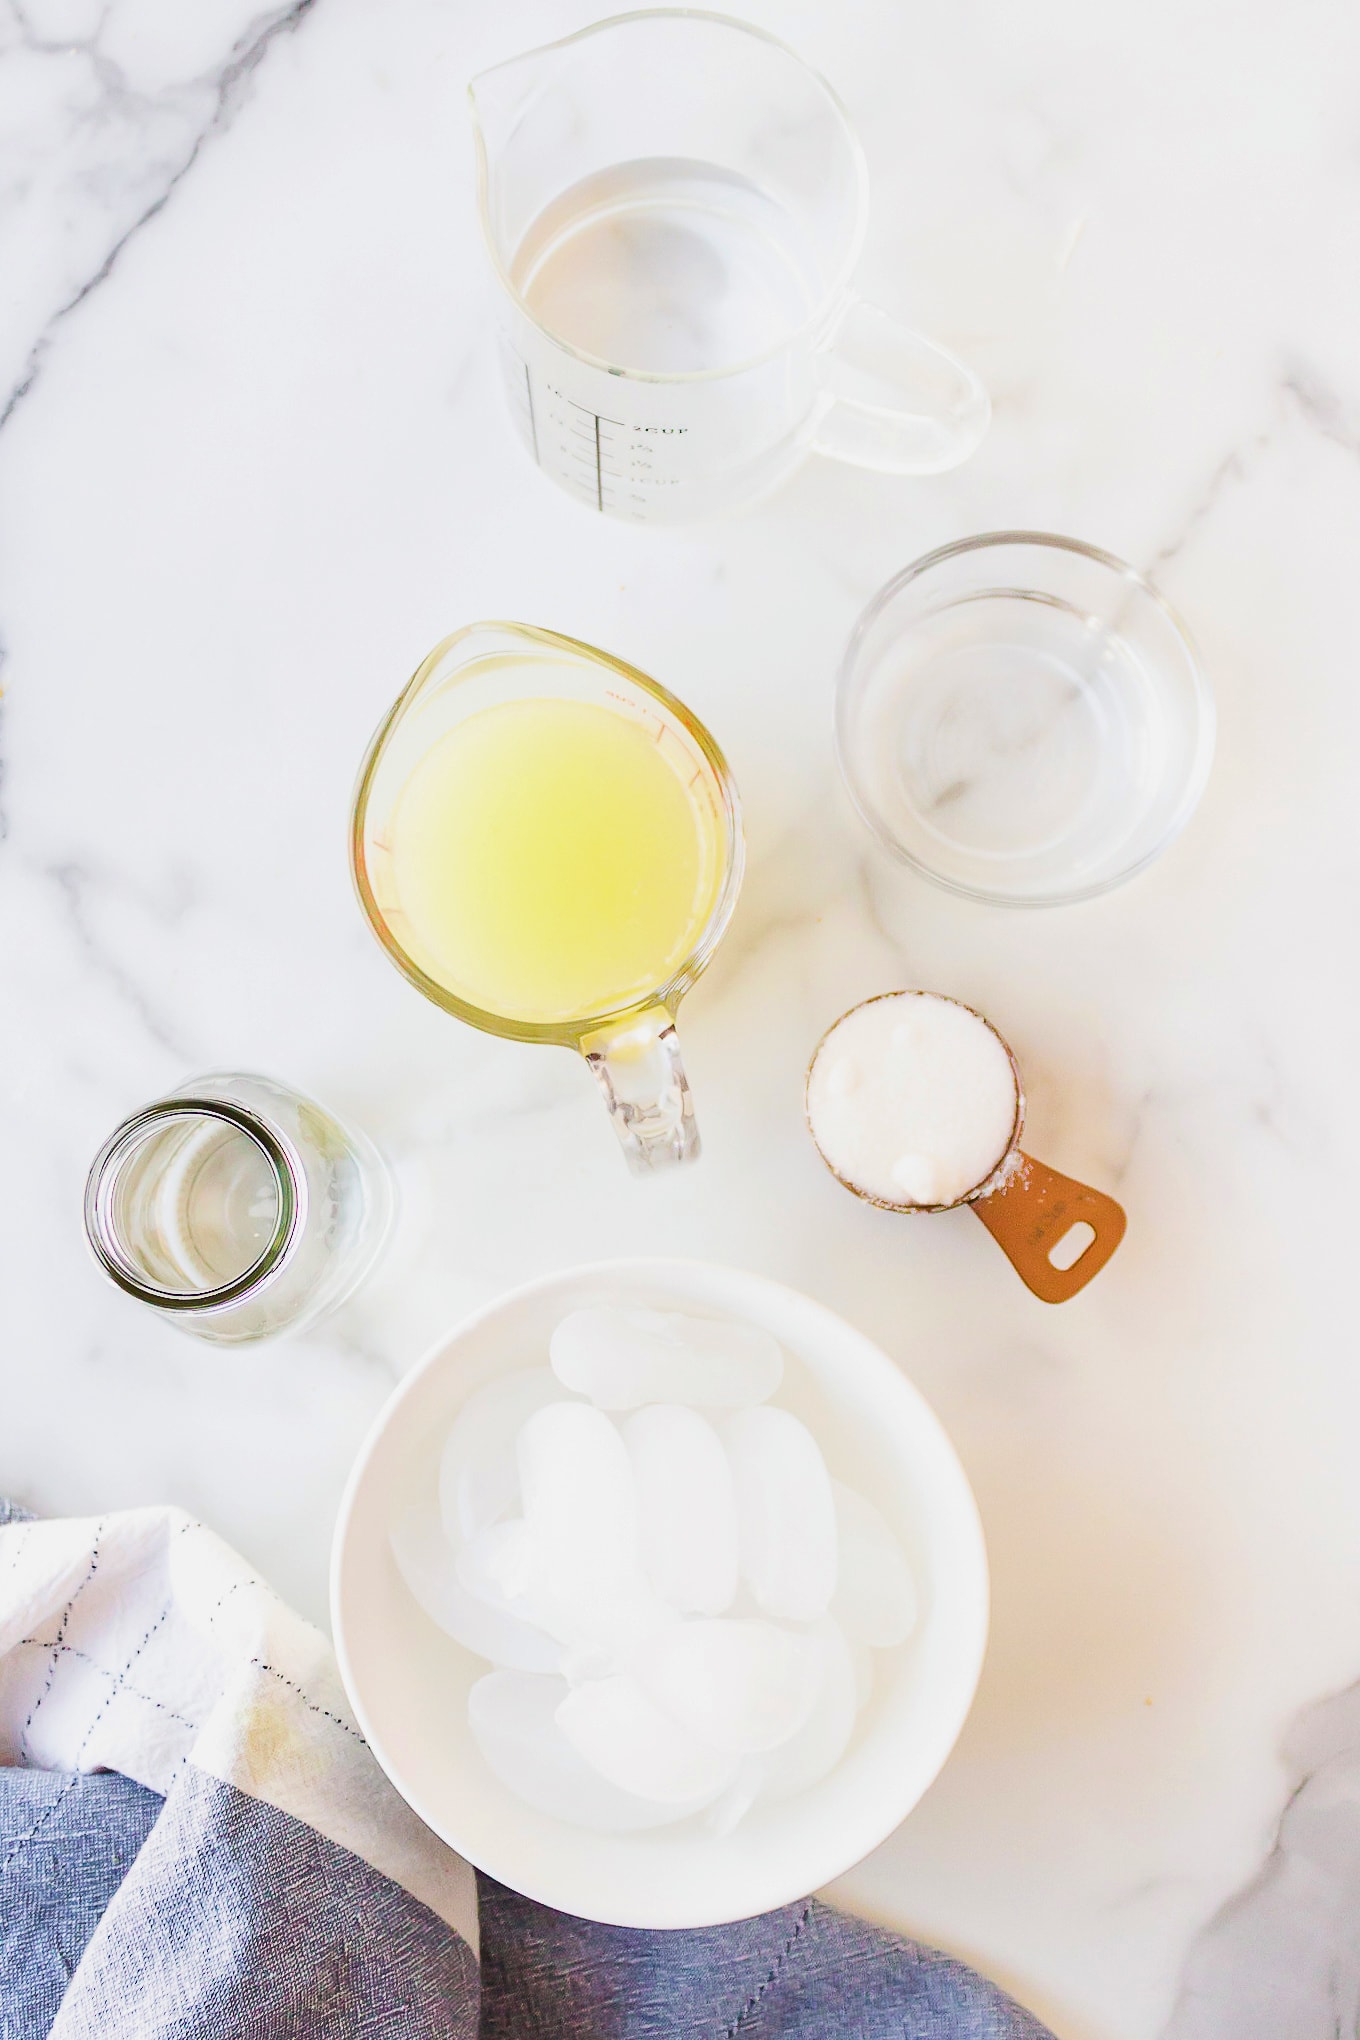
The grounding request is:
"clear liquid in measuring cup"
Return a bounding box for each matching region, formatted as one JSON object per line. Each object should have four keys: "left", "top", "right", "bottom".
{"left": 111, "top": 1116, "right": 281, "bottom": 1293}
{"left": 511, "top": 158, "right": 820, "bottom": 375}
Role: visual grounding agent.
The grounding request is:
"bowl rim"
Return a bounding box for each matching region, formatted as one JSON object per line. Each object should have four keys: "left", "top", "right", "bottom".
{"left": 330, "top": 1256, "right": 990, "bottom": 1928}
{"left": 835, "top": 529, "right": 1217, "bottom": 909}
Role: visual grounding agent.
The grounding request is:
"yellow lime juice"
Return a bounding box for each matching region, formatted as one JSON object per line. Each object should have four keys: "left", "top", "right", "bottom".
{"left": 387, "top": 696, "right": 723, "bottom": 1026}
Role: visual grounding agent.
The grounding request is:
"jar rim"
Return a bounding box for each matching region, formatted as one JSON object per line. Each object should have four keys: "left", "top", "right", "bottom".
{"left": 83, "top": 1098, "right": 302, "bottom": 1311}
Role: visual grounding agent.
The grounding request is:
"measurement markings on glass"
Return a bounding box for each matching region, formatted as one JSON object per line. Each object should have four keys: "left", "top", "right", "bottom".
{"left": 524, "top": 377, "right": 654, "bottom": 516}
{"left": 560, "top": 396, "right": 626, "bottom": 512}
{"left": 505, "top": 346, "right": 543, "bottom": 466}
{"left": 514, "top": 355, "right": 690, "bottom": 517}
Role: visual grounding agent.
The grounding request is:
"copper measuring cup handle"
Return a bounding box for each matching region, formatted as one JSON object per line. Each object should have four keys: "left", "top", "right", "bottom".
{"left": 970, "top": 1154, "right": 1127, "bottom": 1304}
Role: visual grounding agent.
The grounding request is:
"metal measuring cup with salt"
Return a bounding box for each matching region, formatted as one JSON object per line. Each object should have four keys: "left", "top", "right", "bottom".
{"left": 806, "top": 992, "right": 1125, "bottom": 1303}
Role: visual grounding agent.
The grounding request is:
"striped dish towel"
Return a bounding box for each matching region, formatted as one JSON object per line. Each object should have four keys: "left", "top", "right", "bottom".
{"left": 0, "top": 1498, "right": 1051, "bottom": 2039}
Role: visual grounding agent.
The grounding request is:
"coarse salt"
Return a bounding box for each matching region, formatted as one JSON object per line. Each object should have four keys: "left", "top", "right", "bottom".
{"left": 808, "top": 993, "right": 1018, "bottom": 1208}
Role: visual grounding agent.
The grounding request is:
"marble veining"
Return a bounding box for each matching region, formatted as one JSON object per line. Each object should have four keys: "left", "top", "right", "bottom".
{"left": 1166, "top": 1677, "right": 1360, "bottom": 2037}
{"left": 3, "top": 2, "right": 1360, "bottom": 2038}
{"left": 1, "top": 0, "right": 321, "bottom": 426}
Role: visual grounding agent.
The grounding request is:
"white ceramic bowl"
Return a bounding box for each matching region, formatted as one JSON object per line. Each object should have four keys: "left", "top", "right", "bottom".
{"left": 331, "top": 1259, "right": 989, "bottom": 1927}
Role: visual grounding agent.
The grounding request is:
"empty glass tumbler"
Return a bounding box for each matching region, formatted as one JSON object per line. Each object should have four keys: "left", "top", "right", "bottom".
{"left": 837, "top": 533, "right": 1215, "bottom": 905}
{"left": 469, "top": 11, "right": 989, "bottom": 522}
{"left": 83, "top": 1073, "right": 393, "bottom": 1345}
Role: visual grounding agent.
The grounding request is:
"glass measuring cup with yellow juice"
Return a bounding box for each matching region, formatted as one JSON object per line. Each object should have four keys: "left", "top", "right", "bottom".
{"left": 389, "top": 697, "right": 722, "bottom": 1024}
{"left": 351, "top": 625, "right": 742, "bottom": 1171}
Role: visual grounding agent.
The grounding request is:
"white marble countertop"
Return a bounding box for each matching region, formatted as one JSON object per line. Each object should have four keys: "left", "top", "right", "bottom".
{"left": 5, "top": 1, "right": 1360, "bottom": 2033}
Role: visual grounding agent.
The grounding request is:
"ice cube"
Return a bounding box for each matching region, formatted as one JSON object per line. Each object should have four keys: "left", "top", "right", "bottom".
{"left": 760, "top": 1620, "right": 858, "bottom": 1799}
{"left": 622, "top": 1405, "right": 739, "bottom": 1615}
{"left": 516, "top": 1402, "right": 663, "bottom": 1648}
{"left": 517, "top": 1402, "right": 639, "bottom": 1592}
{"left": 832, "top": 1481, "right": 918, "bottom": 1648}
{"left": 555, "top": 1672, "right": 737, "bottom": 1805}
{"left": 704, "top": 1759, "right": 765, "bottom": 1837}
{"left": 468, "top": 1671, "right": 712, "bottom": 1832}
{"left": 388, "top": 1499, "right": 560, "bottom": 1675}
{"left": 558, "top": 1641, "right": 617, "bottom": 1685}
{"left": 457, "top": 1512, "right": 669, "bottom": 1663}
{"left": 456, "top": 1518, "right": 539, "bottom": 1608}
{"left": 724, "top": 1406, "right": 837, "bottom": 1621}
{"left": 631, "top": 1617, "right": 823, "bottom": 1754}
{"left": 549, "top": 1306, "right": 784, "bottom": 1411}
{"left": 438, "top": 1368, "right": 567, "bottom": 1544}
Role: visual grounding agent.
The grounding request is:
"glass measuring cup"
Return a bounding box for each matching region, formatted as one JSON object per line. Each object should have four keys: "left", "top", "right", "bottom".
{"left": 469, "top": 11, "right": 990, "bottom": 523}
{"left": 350, "top": 624, "right": 742, "bottom": 1173}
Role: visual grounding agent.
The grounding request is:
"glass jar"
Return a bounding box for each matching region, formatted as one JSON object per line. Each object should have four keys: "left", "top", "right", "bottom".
{"left": 83, "top": 1072, "right": 393, "bottom": 1345}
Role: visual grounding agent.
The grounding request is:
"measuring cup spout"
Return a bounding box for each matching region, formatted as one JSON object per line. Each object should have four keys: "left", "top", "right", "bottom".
{"left": 467, "top": 49, "right": 542, "bottom": 151}
{"left": 468, "top": 33, "right": 576, "bottom": 272}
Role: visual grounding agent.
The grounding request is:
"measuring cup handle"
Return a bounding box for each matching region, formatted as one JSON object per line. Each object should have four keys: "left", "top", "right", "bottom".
{"left": 970, "top": 1153, "right": 1126, "bottom": 1303}
{"left": 811, "top": 296, "right": 990, "bottom": 475}
{"left": 581, "top": 1006, "right": 700, "bottom": 1174}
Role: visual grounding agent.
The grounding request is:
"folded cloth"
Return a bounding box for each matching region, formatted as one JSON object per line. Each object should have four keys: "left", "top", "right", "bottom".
{"left": 0, "top": 1501, "right": 1053, "bottom": 2039}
